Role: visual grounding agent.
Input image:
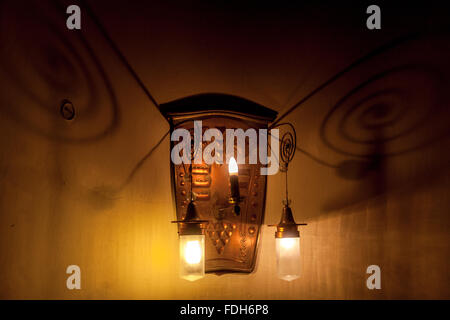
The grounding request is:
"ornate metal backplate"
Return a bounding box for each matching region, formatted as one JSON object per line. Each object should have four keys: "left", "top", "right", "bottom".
{"left": 161, "top": 94, "right": 277, "bottom": 273}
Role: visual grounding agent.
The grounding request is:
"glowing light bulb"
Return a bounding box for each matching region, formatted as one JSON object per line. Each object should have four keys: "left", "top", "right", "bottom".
{"left": 179, "top": 234, "right": 205, "bottom": 281}
{"left": 228, "top": 157, "right": 238, "bottom": 175}
{"left": 275, "top": 237, "right": 300, "bottom": 281}
{"left": 184, "top": 240, "right": 202, "bottom": 264}
{"left": 279, "top": 237, "right": 296, "bottom": 250}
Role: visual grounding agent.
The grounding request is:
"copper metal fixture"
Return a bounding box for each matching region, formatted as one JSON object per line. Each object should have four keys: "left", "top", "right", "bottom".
{"left": 162, "top": 93, "right": 277, "bottom": 274}
{"left": 172, "top": 200, "right": 208, "bottom": 236}
{"left": 273, "top": 203, "right": 307, "bottom": 238}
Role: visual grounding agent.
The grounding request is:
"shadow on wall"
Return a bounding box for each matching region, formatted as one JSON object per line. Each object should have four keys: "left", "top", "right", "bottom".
{"left": 0, "top": 0, "right": 120, "bottom": 144}
{"left": 320, "top": 65, "right": 450, "bottom": 211}
{"left": 277, "top": 31, "right": 450, "bottom": 298}
{"left": 0, "top": 0, "right": 172, "bottom": 300}
{"left": 0, "top": 0, "right": 127, "bottom": 216}
{"left": 0, "top": 0, "right": 171, "bottom": 209}
{"left": 320, "top": 63, "right": 450, "bottom": 212}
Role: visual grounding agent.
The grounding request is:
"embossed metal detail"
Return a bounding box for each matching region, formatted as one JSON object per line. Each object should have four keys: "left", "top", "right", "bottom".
{"left": 170, "top": 121, "right": 268, "bottom": 273}
{"left": 162, "top": 94, "right": 277, "bottom": 273}
{"left": 161, "top": 94, "right": 276, "bottom": 274}
{"left": 207, "top": 221, "right": 235, "bottom": 254}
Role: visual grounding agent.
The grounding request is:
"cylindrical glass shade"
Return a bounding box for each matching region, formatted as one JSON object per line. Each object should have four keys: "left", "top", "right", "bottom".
{"left": 179, "top": 234, "right": 205, "bottom": 281}
{"left": 275, "top": 237, "right": 300, "bottom": 281}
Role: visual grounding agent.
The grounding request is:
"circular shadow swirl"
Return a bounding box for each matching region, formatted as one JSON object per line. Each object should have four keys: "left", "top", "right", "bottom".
{"left": 320, "top": 64, "right": 448, "bottom": 158}
{"left": 0, "top": 0, "right": 119, "bottom": 143}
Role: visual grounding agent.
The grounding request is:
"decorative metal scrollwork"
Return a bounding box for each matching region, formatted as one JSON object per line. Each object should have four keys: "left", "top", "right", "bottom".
{"left": 277, "top": 123, "right": 297, "bottom": 172}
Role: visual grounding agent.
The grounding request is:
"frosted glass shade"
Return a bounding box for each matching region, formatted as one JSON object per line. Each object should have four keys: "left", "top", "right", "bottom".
{"left": 179, "top": 234, "right": 205, "bottom": 281}
{"left": 275, "top": 237, "right": 300, "bottom": 281}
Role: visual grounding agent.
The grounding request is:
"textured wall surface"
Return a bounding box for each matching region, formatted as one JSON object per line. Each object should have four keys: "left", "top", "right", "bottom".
{"left": 0, "top": 0, "right": 449, "bottom": 299}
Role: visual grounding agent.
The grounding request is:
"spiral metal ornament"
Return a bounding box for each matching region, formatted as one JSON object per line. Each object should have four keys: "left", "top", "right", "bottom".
{"left": 275, "top": 122, "right": 297, "bottom": 173}
{"left": 280, "top": 131, "right": 296, "bottom": 165}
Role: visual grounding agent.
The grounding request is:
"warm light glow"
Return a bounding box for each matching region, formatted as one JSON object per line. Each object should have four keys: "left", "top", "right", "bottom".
{"left": 279, "top": 237, "right": 296, "bottom": 250}
{"left": 275, "top": 237, "right": 300, "bottom": 281}
{"left": 179, "top": 234, "right": 205, "bottom": 281}
{"left": 228, "top": 157, "right": 238, "bottom": 175}
{"left": 184, "top": 240, "right": 202, "bottom": 264}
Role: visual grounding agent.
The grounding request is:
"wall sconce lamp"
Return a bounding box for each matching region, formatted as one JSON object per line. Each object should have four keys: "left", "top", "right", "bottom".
{"left": 271, "top": 203, "right": 306, "bottom": 281}
{"left": 171, "top": 199, "right": 208, "bottom": 281}
{"left": 162, "top": 94, "right": 277, "bottom": 277}
{"left": 163, "top": 94, "right": 305, "bottom": 281}
{"left": 172, "top": 159, "right": 209, "bottom": 281}
{"left": 269, "top": 125, "right": 307, "bottom": 281}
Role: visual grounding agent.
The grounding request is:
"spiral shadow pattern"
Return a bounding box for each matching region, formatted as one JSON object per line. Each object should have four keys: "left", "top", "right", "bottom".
{"left": 320, "top": 64, "right": 448, "bottom": 158}
{"left": 0, "top": 0, "right": 119, "bottom": 143}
